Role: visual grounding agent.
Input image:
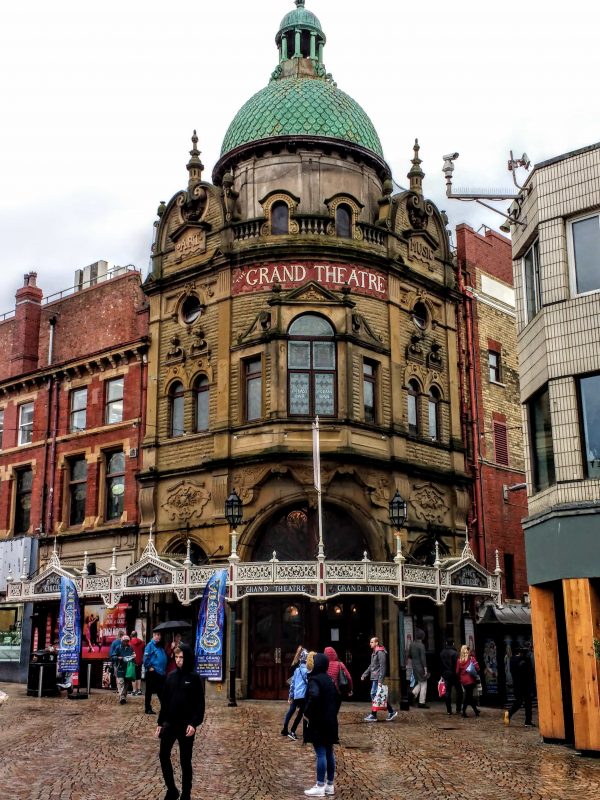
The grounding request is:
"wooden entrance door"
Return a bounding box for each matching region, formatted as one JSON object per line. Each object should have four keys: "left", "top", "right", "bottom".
{"left": 249, "top": 598, "right": 307, "bottom": 700}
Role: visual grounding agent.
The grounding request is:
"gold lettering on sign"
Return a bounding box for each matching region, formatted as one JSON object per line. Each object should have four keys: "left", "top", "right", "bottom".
{"left": 176, "top": 231, "right": 206, "bottom": 258}
{"left": 408, "top": 238, "right": 435, "bottom": 267}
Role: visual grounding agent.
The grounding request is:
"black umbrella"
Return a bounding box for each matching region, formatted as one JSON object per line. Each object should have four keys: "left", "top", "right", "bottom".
{"left": 153, "top": 620, "right": 192, "bottom": 632}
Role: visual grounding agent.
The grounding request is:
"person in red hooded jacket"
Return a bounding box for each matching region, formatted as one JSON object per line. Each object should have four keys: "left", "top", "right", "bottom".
{"left": 323, "top": 646, "right": 353, "bottom": 710}
{"left": 456, "top": 644, "right": 481, "bottom": 718}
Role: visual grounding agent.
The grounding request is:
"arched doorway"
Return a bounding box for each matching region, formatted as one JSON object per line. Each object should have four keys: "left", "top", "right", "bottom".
{"left": 248, "top": 503, "right": 375, "bottom": 699}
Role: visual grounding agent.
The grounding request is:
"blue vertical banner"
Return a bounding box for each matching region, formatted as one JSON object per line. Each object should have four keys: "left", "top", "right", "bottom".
{"left": 195, "top": 569, "right": 228, "bottom": 679}
{"left": 58, "top": 577, "right": 81, "bottom": 673}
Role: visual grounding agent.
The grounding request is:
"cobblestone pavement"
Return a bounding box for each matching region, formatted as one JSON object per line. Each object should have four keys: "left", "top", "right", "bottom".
{"left": 0, "top": 683, "right": 599, "bottom": 800}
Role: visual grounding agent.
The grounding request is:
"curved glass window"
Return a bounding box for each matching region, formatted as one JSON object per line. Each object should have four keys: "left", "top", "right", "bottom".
{"left": 412, "top": 302, "right": 428, "bottom": 330}
{"left": 194, "top": 376, "right": 209, "bottom": 432}
{"left": 170, "top": 382, "right": 185, "bottom": 437}
{"left": 407, "top": 379, "right": 420, "bottom": 435}
{"left": 335, "top": 204, "right": 352, "bottom": 238}
{"left": 428, "top": 386, "right": 441, "bottom": 440}
{"left": 271, "top": 201, "right": 289, "bottom": 235}
{"left": 288, "top": 315, "right": 336, "bottom": 417}
{"left": 181, "top": 295, "right": 202, "bottom": 325}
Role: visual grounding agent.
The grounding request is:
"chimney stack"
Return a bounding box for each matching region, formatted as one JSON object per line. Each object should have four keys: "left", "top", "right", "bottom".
{"left": 10, "top": 272, "right": 43, "bottom": 376}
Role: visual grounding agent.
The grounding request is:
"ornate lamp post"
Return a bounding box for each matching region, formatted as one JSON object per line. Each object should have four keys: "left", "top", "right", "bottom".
{"left": 225, "top": 490, "right": 243, "bottom": 707}
{"left": 389, "top": 490, "right": 410, "bottom": 711}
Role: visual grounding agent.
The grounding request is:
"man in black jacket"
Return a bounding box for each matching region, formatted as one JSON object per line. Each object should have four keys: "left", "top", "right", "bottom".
{"left": 155, "top": 643, "right": 205, "bottom": 800}
{"left": 439, "top": 638, "right": 462, "bottom": 715}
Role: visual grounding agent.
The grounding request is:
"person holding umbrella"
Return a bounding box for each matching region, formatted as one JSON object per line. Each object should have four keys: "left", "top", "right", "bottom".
{"left": 143, "top": 630, "right": 167, "bottom": 715}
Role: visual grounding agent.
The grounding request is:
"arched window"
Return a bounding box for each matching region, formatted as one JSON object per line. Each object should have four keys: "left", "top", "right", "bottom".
{"left": 169, "top": 381, "right": 185, "bottom": 437}
{"left": 288, "top": 314, "right": 336, "bottom": 417}
{"left": 335, "top": 204, "right": 352, "bottom": 238}
{"left": 428, "top": 386, "right": 441, "bottom": 440}
{"left": 271, "top": 201, "right": 289, "bottom": 235}
{"left": 407, "top": 379, "right": 420, "bottom": 435}
{"left": 194, "top": 376, "right": 209, "bottom": 432}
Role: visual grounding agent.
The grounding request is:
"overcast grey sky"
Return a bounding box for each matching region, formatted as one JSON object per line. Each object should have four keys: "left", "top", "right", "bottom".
{"left": 1, "top": 0, "right": 597, "bottom": 313}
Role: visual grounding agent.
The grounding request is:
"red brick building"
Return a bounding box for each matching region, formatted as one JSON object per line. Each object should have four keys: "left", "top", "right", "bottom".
{"left": 0, "top": 266, "right": 148, "bottom": 681}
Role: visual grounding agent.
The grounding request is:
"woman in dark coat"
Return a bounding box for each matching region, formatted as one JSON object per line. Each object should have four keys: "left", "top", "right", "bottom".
{"left": 303, "top": 652, "right": 339, "bottom": 797}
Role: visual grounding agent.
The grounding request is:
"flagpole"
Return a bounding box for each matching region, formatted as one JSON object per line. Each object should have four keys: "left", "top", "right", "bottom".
{"left": 313, "top": 416, "right": 325, "bottom": 558}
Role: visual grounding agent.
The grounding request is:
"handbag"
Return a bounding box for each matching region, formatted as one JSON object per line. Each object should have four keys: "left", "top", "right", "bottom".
{"left": 372, "top": 683, "right": 389, "bottom": 712}
{"left": 338, "top": 665, "right": 350, "bottom": 696}
{"left": 125, "top": 660, "right": 137, "bottom": 680}
{"left": 437, "top": 677, "right": 447, "bottom": 698}
{"left": 409, "top": 671, "right": 416, "bottom": 689}
{"left": 465, "top": 660, "right": 479, "bottom": 679}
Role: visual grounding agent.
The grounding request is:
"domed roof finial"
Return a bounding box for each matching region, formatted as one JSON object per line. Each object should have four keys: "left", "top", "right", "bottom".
{"left": 187, "top": 129, "right": 204, "bottom": 187}
{"left": 295, "top": 0, "right": 306, "bottom": 7}
{"left": 407, "top": 138, "right": 425, "bottom": 195}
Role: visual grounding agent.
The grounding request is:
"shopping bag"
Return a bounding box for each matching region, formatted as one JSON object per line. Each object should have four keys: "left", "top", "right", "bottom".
{"left": 409, "top": 671, "right": 416, "bottom": 689}
{"left": 125, "top": 660, "right": 137, "bottom": 680}
{"left": 372, "top": 683, "right": 389, "bottom": 712}
{"left": 465, "top": 660, "right": 478, "bottom": 679}
{"left": 437, "top": 677, "right": 447, "bottom": 698}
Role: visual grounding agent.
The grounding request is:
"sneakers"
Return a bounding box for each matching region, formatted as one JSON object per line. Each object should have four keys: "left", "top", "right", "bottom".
{"left": 145, "top": 709, "right": 156, "bottom": 715}
{"left": 524, "top": 722, "right": 536, "bottom": 728}
{"left": 364, "top": 713, "right": 377, "bottom": 722}
{"left": 324, "top": 783, "right": 335, "bottom": 796}
{"left": 119, "top": 699, "right": 126, "bottom": 705}
{"left": 417, "top": 703, "right": 430, "bottom": 709}
{"left": 288, "top": 731, "right": 298, "bottom": 740}
{"left": 386, "top": 710, "right": 398, "bottom": 722}
{"left": 280, "top": 729, "right": 289, "bottom": 736}
{"left": 304, "top": 786, "right": 326, "bottom": 797}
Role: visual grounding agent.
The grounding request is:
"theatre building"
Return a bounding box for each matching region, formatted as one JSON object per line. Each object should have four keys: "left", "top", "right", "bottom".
{"left": 134, "top": 1, "right": 501, "bottom": 701}
{"left": 3, "top": 1, "right": 502, "bottom": 699}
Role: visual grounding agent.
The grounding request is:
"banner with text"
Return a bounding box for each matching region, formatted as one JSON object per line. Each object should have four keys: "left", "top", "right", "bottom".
{"left": 195, "top": 569, "right": 228, "bottom": 680}
{"left": 58, "top": 577, "right": 81, "bottom": 673}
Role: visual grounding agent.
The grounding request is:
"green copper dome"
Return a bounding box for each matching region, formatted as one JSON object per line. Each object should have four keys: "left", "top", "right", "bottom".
{"left": 279, "top": 4, "right": 323, "bottom": 35}
{"left": 220, "top": 77, "right": 383, "bottom": 158}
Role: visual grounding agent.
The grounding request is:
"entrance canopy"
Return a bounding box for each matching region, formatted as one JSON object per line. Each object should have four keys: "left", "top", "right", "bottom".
{"left": 2, "top": 533, "right": 502, "bottom": 609}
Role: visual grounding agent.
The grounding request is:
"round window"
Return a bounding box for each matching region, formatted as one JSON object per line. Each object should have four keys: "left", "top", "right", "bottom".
{"left": 181, "top": 296, "right": 203, "bottom": 324}
{"left": 412, "top": 302, "right": 428, "bottom": 330}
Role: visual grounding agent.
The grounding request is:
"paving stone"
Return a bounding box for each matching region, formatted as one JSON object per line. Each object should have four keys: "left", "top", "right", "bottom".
{"left": 0, "top": 684, "right": 599, "bottom": 799}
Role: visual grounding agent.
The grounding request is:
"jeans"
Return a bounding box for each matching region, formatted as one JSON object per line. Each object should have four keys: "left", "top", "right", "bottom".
{"left": 283, "top": 698, "right": 305, "bottom": 733}
{"left": 159, "top": 723, "right": 195, "bottom": 798}
{"left": 145, "top": 669, "right": 165, "bottom": 712}
{"left": 509, "top": 690, "right": 532, "bottom": 724}
{"left": 370, "top": 679, "right": 393, "bottom": 714}
{"left": 116, "top": 676, "right": 128, "bottom": 702}
{"left": 313, "top": 744, "right": 335, "bottom": 785}
{"left": 462, "top": 683, "right": 479, "bottom": 714}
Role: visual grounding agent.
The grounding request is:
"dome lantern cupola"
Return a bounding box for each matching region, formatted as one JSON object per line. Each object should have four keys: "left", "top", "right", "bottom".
{"left": 276, "top": 0, "right": 326, "bottom": 68}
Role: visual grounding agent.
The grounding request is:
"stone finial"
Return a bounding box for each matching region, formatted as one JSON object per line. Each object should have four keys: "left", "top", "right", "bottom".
{"left": 187, "top": 129, "right": 204, "bottom": 187}
{"left": 407, "top": 138, "right": 425, "bottom": 196}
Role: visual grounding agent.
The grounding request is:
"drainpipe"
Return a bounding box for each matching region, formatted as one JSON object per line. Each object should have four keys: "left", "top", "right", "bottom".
{"left": 46, "top": 376, "right": 60, "bottom": 536}
{"left": 458, "top": 261, "right": 485, "bottom": 564}
{"left": 39, "top": 317, "right": 57, "bottom": 536}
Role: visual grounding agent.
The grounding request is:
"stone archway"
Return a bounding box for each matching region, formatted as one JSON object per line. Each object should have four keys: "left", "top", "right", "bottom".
{"left": 251, "top": 502, "right": 369, "bottom": 561}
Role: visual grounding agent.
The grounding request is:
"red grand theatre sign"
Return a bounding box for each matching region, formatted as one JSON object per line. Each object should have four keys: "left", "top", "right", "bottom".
{"left": 232, "top": 262, "right": 388, "bottom": 300}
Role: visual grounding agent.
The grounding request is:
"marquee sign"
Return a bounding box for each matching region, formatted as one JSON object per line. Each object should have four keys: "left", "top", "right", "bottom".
{"left": 232, "top": 262, "right": 388, "bottom": 300}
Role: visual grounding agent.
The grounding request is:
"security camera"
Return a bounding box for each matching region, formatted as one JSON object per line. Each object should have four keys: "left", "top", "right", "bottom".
{"left": 443, "top": 152, "right": 459, "bottom": 162}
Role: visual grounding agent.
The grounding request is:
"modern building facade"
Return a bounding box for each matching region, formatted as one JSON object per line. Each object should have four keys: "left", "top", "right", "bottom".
{"left": 0, "top": 266, "right": 148, "bottom": 683}
{"left": 509, "top": 142, "right": 600, "bottom": 752}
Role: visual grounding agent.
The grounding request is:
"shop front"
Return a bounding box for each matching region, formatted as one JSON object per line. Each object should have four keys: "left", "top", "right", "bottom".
{"left": 2, "top": 532, "right": 503, "bottom": 698}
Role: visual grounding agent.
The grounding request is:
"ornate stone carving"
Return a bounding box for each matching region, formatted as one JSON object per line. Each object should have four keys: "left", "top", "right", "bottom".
{"left": 161, "top": 480, "right": 210, "bottom": 524}
{"left": 406, "top": 193, "right": 434, "bottom": 231}
{"left": 190, "top": 328, "right": 208, "bottom": 356}
{"left": 351, "top": 311, "right": 383, "bottom": 342}
{"left": 409, "top": 483, "right": 447, "bottom": 525}
{"left": 427, "top": 341, "right": 443, "bottom": 370}
{"left": 166, "top": 336, "right": 185, "bottom": 364}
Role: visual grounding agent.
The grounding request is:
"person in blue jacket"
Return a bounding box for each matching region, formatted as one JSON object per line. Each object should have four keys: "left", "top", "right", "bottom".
{"left": 143, "top": 630, "right": 168, "bottom": 714}
{"left": 281, "top": 646, "right": 308, "bottom": 740}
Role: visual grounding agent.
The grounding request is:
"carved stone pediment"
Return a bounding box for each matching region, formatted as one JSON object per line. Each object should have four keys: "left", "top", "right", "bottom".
{"left": 161, "top": 480, "right": 210, "bottom": 524}
{"left": 409, "top": 483, "right": 447, "bottom": 525}
{"left": 279, "top": 281, "right": 342, "bottom": 304}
